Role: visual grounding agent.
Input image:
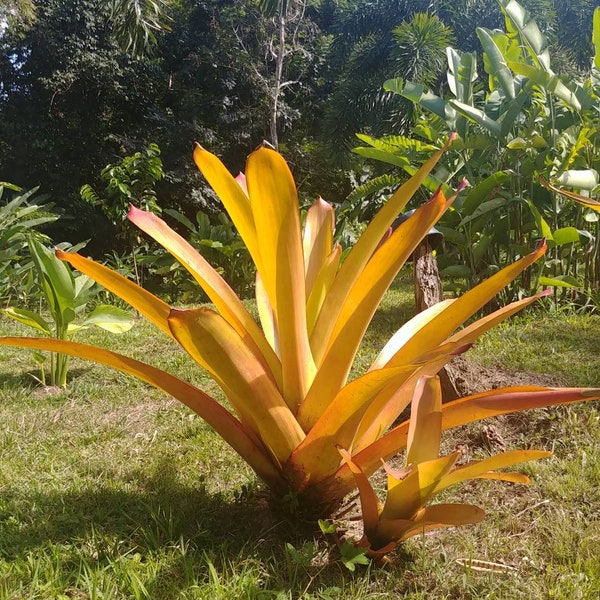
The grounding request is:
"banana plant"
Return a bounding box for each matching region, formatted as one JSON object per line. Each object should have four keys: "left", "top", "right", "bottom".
{"left": 357, "top": 0, "right": 600, "bottom": 303}
{"left": 538, "top": 175, "right": 600, "bottom": 293}
{"left": 1, "top": 143, "right": 599, "bottom": 557}
{"left": 2, "top": 238, "right": 134, "bottom": 386}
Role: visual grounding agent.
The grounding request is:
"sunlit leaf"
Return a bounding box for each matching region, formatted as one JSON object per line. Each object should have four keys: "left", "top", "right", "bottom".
{"left": 128, "top": 206, "right": 281, "bottom": 385}
{"left": 167, "top": 307, "right": 305, "bottom": 463}
{"left": 405, "top": 377, "right": 442, "bottom": 466}
{"left": 57, "top": 250, "right": 173, "bottom": 337}
{"left": 247, "top": 147, "right": 316, "bottom": 407}
{"left": 1, "top": 307, "right": 51, "bottom": 335}
{"left": 303, "top": 189, "right": 449, "bottom": 428}
{"left": 79, "top": 304, "right": 135, "bottom": 333}
{"left": 310, "top": 136, "right": 454, "bottom": 365}
{"left": 338, "top": 447, "right": 381, "bottom": 543}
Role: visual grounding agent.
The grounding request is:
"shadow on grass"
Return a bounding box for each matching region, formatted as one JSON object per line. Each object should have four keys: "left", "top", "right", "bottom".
{"left": 0, "top": 459, "right": 422, "bottom": 599}
{"left": 0, "top": 455, "right": 415, "bottom": 595}
{"left": 2, "top": 458, "right": 259, "bottom": 556}
{"left": 0, "top": 367, "right": 91, "bottom": 393}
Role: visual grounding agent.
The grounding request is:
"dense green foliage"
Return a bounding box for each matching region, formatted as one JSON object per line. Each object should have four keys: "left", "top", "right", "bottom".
{"left": 1, "top": 0, "right": 597, "bottom": 258}
{"left": 0, "top": 184, "right": 57, "bottom": 303}
{"left": 353, "top": 0, "right": 600, "bottom": 308}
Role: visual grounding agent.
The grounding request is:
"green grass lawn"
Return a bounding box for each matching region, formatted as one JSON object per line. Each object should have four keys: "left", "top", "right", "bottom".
{"left": 1, "top": 279, "right": 599, "bottom": 599}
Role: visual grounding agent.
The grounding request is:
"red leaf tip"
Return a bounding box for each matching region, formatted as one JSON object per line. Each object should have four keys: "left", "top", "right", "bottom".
{"left": 127, "top": 204, "right": 138, "bottom": 220}
{"left": 457, "top": 178, "right": 470, "bottom": 192}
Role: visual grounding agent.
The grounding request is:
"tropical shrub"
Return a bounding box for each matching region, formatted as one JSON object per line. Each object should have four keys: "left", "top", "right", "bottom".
{"left": 80, "top": 142, "right": 165, "bottom": 234}
{"left": 354, "top": 0, "right": 600, "bottom": 304}
{"left": 1, "top": 142, "right": 599, "bottom": 560}
{"left": 0, "top": 184, "right": 58, "bottom": 304}
{"left": 2, "top": 238, "right": 134, "bottom": 387}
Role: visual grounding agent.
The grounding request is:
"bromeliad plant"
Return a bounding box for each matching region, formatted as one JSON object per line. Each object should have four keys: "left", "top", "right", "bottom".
{"left": 338, "top": 376, "right": 556, "bottom": 558}
{"left": 1, "top": 140, "right": 599, "bottom": 558}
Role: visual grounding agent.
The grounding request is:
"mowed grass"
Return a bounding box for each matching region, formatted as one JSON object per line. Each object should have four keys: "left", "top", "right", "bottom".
{"left": 0, "top": 276, "right": 599, "bottom": 599}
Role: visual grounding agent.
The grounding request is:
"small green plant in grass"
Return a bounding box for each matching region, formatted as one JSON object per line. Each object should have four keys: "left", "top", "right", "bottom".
{"left": 2, "top": 238, "right": 134, "bottom": 386}
{"left": 0, "top": 183, "right": 58, "bottom": 304}
{"left": 1, "top": 141, "right": 599, "bottom": 561}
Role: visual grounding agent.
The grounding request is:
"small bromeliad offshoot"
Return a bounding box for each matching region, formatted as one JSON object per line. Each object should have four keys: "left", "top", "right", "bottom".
{"left": 1, "top": 138, "right": 599, "bottom": 560}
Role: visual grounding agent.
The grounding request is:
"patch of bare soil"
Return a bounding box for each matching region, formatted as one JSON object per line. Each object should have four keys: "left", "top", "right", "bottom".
{"left": 441, "top": 356, "right": 570, "bottom": 449}
{"left": 32, "top": 385, "right": 64, "bottom": 398}
{"left": 444, "top": 355, "right": 568, "bottom": 398}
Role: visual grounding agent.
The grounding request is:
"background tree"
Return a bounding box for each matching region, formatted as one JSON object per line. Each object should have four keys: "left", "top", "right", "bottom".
{"left": 109, "top": 0, "right": 171, "bottom": 57}
{"left": 322, "top": 0, "right": 429, "bottom": 158}
{"left": 0, "top": 0, "right": 37, "bottom": 27}
{"left": 0, "top": 0, "right": 162, "bottom": 247}
{"left": 248, "top": 0, "right": 319, "bottom": 148}
{"left": 1, "top": 0, "right": 598, "bottom": 257}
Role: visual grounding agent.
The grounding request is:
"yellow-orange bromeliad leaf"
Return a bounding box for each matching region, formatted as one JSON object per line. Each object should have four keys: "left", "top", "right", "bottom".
{"left": 351, "top": 346, "right": 468, "bottom": 454}
{"left": 445, "top": 289, "right": 551, "bottom": 347}
{"left": 300, "top": 190, "right": 450, "bottom": 429}
{"left": 431, "top": 449, "right": 552, "bottom": 494}
{"left": 394, "top": 503, "right": 485, "bottom": 542}
{"left": 369, "top": 300, "right": 455, "bottom": 371}
{"left": 306, "top": 244, "right": 342, "bottom": 336}
{"left": 382, "top": 241, "right": 547, "bottom": 369}
{"left": 439, "top": 386, "right": 600, "bottom": 430}
{"left": 167, "top": 307, "right": 305, "bottom": 464}
{"left": 540, "top": 176, "right": 600, "bottom": 212}
{"left": 329, "top": 386, "right": 600, "bottom": 501}
{"left": 381, "top": 453, "right": 460, "bottom": 521}
{"left": 255, "top": 272, "right": 279, "bottom": 356}
{"left": 354, "top": 294, "right": 550, "bottom": 453}
{"left": 56, "top": 250, "right": 172, "bottom": 338}
{"left": 405, "top": 376, "right": 442, "bottom": 466}
{"left": 302, "top": 197, "right": 335, "bottom": 299}
{"left": 288, "top": 365, "right": 419, "bottom": 486}
{"left": 338, "top": 447, "right": 381, "bottom": 544}
{"left": 128, "top": 206, "right": 282, "bottom": 387}
{"left": 192, "top": 145, "right": 262, "bottom": 264}
{"left": 310, "top": 136, "right": 456, "bottom": 365}
{"left": 246, "top": 147, "right": 316, "bottom": 410}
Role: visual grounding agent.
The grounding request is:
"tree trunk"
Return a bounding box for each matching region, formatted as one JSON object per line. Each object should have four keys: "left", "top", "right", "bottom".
{"left": 412, "top": 240, "right": 460, "bottom": 401}
{"left": 269, "top": 13, "right": 286, "bottom": 149}
{"left": 413, "top": 240, "right": 443, "bottom": 314}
